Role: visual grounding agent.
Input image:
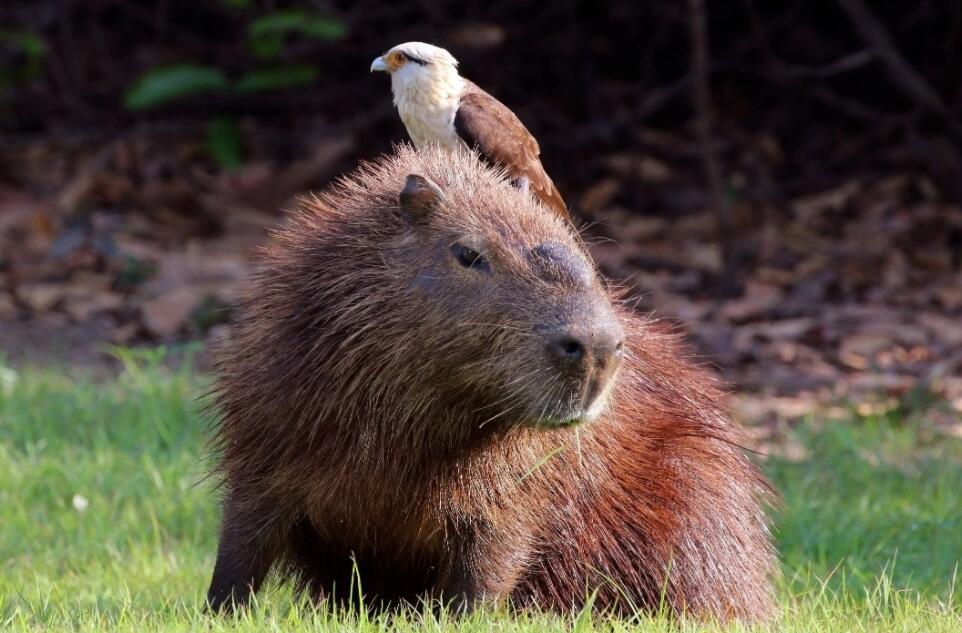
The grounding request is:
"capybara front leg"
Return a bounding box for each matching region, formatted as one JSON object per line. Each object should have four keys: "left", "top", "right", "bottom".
{"left": 438, "top": 529, "right": 529, "bottom": 612}
{"left": 206, "top": 492, "right": 282, "bottom": 613}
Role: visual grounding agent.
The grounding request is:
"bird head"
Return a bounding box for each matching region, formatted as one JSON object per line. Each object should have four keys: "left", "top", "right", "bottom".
{"left": 371, "top": 42, "right": 462, "bottom": 101}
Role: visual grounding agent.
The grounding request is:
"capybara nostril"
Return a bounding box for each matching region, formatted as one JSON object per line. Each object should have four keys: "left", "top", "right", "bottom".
{"left": 549, "top": 336, "right": 587, "bottom": 365}
{"left": 548, "top": 319, "right": 625, "bottom": 374}
{"left": 610, "top": 336, "right": 625, "bottom": 363}
{"left": 595, "top": 322, "right": 625, "bottom": 369}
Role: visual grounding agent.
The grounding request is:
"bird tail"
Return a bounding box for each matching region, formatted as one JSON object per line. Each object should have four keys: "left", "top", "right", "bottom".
{"left": 538, "top": 179, "right": 571, "bottom": 223}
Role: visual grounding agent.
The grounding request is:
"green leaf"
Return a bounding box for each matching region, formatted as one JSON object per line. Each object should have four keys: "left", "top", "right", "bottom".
{"left": 124, "top": 65, "right": 228, "bottom": 111}
{"left": 0, "top": 30, "right": 46, "bottom": 59}
{"left": 0, "top": 29, "right": 46, "bottom": 88}
{"left": 299, "top": 16, "right": 347, "bottom": 40}
{"left": 206, "top": 116, "right": 243, "bottom": 170}
{"left": 248, "top": 10, "right": 346, "bottom": 59}
{"left": 236, "top": 64, "right": 317, "bottom": 92}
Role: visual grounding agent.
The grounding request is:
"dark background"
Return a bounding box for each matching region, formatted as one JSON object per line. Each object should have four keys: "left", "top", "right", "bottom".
{"left": 1, "top": 0, "right": 960, "bottom": 423}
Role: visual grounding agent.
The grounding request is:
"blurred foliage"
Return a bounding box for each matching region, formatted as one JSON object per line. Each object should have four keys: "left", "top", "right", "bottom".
{"left": 235, "top": 64, "right": 318, "bottom": 92}
{"left": 120, "top": 6, "right": 345, "bottom": 112}
{"left": 114, "top": 6, "right": 345, "bottom": 166}
{"left": 205, "top": 115, "right": 243, "bottom": 170}
{"left": 247, "top": 9, "right": 347, "bottom": 58}
{"left": 114, "top": 258, "right": 158, "bottom": 293}
{"left": 124, "top": 65, "right": 229, "bottom": 111}
{"left": 0, "top": 28, "right": 45, "bottom": 90}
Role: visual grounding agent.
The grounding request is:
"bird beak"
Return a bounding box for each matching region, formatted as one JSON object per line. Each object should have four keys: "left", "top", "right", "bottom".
{"left": 370, "top": 56, "right": 388, "bottom": 73}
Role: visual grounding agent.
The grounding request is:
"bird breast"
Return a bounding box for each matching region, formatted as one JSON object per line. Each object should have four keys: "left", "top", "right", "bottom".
{"left": 393, "top": 78, "right": 464, "bottom": 149}
{"left": 400, "top": 109, "right": 462, "bottom": 149}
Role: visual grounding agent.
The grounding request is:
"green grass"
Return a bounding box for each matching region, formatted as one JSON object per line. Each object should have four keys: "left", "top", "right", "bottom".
{"left": 1, "top": 349, "right": 960, "bottom": 631}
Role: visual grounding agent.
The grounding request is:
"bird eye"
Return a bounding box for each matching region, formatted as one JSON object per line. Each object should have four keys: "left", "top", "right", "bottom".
{"left": 451, "top": 244, "right": 490, "bottom": 272}
{"left": 394, "top": 52, "right": 406, "bottom": 63}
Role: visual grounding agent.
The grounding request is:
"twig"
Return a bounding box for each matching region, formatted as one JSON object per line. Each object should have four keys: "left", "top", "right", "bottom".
{"left": 558, "top": 77, "right": 690, "bottom": 148}
{"left": 718, "top": 51, "right": 878, "bottom": 86}
{"left": 688, "top": 0, "right": 739, "bottom": 297}
{"left": 770, "top": 49, "right": 876, "bottom": 81}
{"left": 739, "top": 0, "right": 776, "bottom": 69}
{"left": 807, "top": 85, "right": 892, "bottom": 122}
{"left": 836, "top": 0, "right": 962, "bottom": 140}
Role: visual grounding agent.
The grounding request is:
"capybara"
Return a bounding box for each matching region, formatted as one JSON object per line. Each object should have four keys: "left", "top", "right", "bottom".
{"left": 206, "top": 144, "right": 776, "bottom": 619}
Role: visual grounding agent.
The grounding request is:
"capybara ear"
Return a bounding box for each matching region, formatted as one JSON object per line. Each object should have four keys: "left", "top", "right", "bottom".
{"left": 399, "top": 174, "right": 443, "bottom": 223}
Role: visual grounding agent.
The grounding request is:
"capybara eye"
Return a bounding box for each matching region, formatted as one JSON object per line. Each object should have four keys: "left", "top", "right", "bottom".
{"left": 451, "top": 244, "right": 490, "bottom": 272}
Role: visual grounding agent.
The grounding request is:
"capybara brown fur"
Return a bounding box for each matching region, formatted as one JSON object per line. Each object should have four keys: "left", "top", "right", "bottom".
{"left": 206, "top": 144, "right": 776, "bottom": 620}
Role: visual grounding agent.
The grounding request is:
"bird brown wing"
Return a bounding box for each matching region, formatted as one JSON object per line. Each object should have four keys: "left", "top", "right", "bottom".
{"left": 454, "top": 81, "right": 569, "bottom": 220}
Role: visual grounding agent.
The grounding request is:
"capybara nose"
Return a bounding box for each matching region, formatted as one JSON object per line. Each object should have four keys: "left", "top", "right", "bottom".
{"left": 549, "top": 336, "right": 587, "bottom": 365}
{"left": 547, "top": 320, "right": 625, "bottom": 375}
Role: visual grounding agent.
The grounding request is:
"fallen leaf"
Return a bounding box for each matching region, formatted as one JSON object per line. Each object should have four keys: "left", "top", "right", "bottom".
{"left": 934, "top": 282, "right": 962, "bottom": 311}
{"left": 578, "top": 178, "right": 619, "bottom": 213}
{"left": 64, "top": 292, "right": 124, "bottom": 321}
{"left": 448, "top": 23, "right": 506, "bottom": 48}
{"left": 605, "top": 154, "right": 673, "bottom": 182}
{"left": 751, "top": 318, "right": 817, "bottom": 341}
{"left": 0, "top": 294, "right": 17, "bottom": 319}
{"left": 917, "top": 313, "right": 962, "bottom": 346}
{"left": 141, "top": 287, "right": 203, "bottom": 337}
{"left": 718, "top": 282, "right": 783, "bottom": 322}
{"left": 110, "top": 322, "right": 140, "bottom": 344}
{"left": 19, "top": 283, "right": 72, "bottom": 312}
{"left": 791, "top": 180, "right": 861, "bottom": 221}
{"left": 654, "top": 292, "right": 713, "bottom": 322}
{"left": 681, "top": 241, "right": 722, "bottom": 273}
{"left": 840, "top": 331, "right": 893, "bottom": 359}
{"left": 847, "top": 373, "right": 916, "bottom": 395}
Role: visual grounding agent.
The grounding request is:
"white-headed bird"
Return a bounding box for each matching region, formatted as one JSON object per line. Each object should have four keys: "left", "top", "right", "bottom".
{"left": 371, "top": 41, "right": 569, "bottom": 220}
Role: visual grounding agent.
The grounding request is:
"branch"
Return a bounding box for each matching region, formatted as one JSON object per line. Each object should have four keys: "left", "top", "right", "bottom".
{"left": 558, "top": 77, "right": 690, "bottom": 148}
{"left": 688, "top": 0, "right": 739, "bottom": 297}
{"left": 836, "top": 0, "right": 962, "bottom": 139}
{"left": 770, "top": 49, "right": 876, "bottom": 81}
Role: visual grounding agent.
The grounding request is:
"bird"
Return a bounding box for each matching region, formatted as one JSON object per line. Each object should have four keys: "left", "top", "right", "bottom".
{"left": 370, "top": 41, "right": 569, "bottom": 220}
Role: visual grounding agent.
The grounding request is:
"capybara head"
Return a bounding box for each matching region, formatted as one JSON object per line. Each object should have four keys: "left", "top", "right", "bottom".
{"left": 391, "top": 171, "right": 624, "bottom": 428}
{"left": 260, "top": 145, "right": 623, "bottom": 438}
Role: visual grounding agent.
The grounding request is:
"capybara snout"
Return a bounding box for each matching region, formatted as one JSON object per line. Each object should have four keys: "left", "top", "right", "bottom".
{"left": 538, "top": 301, "right": 624, "bottom": 425}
